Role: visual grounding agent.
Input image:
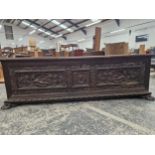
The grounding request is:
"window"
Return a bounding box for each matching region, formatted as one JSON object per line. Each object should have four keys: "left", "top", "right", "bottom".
{"left": 4, "top": 25, "right": 14, "bottom": 40}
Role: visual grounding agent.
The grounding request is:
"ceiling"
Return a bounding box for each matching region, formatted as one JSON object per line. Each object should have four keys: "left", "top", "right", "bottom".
{"left": 0, "top": 19, "right": 110, "bottom": 41}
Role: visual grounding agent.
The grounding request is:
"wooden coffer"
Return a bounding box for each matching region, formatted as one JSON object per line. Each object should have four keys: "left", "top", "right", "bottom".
{"left": 0, "top": 55, "right": 151, "bottom": 105}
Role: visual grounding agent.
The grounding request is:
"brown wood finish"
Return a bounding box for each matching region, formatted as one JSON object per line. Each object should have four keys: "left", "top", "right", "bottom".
{"left": 0, "top": 55, "right": 154, "bottom": 109}
{"left": 0, "top": 63, "right": 4, "bottom": 83}
{"left": 105, "top": 42, "right": 129, "bottom": 55}
{"left": 93, "top": 27, "right": 101, "bottom": 51}
{"left": 139, "top": 45, "right": 146, "bottom": 55}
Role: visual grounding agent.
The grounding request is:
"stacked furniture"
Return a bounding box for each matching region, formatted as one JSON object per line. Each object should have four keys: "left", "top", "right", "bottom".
{"left": 105, "top": 42, "right": 129, "bottom": 55}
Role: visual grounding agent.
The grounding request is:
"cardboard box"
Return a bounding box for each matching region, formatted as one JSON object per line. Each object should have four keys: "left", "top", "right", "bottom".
{"left": 105, "top": 42, "right": 129, "bottom": 55}
{"left": 139, "top": 45, "right": 146, "bottom": 55}
{"left": 64, "top": 51, "right": 69, "bottom": 57}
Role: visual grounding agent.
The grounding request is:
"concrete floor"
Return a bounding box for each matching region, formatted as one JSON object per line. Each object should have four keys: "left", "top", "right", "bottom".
{"left": 0, "top": 73, "right": 155, "bottom": 135}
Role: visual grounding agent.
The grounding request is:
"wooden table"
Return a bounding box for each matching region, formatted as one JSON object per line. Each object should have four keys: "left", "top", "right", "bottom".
{"left": 0, "top": 55, "right": 154, "bottom": 109}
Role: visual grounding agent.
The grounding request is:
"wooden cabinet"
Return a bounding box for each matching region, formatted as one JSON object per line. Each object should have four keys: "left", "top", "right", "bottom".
{"left": 139, "top": 45, "right": 146, "bottom": 55}
{"left": 105, "top": 42, "right": 129, "bottom": 55}
{"left": 0, "top": 64, "right": 4, "bottom": 83}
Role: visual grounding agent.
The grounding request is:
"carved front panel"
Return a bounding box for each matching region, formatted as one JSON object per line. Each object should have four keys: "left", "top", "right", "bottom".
{"left": 95, "top": 66, "right": 145, "bottom": 89}
{"left": 71, "top": 70, "right": 90, "bottom": 88}
{"left": 16, "top": 71, "right": 67, "bottom": 90}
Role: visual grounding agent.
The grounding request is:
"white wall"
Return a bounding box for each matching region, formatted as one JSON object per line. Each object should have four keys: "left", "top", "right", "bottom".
{"left": 1, "top": 19, "right": 155, "bottom": 50}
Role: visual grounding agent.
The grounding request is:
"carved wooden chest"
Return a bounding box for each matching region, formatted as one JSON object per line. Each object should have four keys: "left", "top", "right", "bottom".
{"left": 0, "top": 55, "right": 153, "bottom": 109}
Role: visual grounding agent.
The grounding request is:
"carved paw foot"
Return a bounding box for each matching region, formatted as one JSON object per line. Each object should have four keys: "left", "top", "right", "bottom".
{"left": 1, "top": 102, "right": 12, "bottom": 110}
{"left": 143, "top": 94, "right": 155, "bottom": 101}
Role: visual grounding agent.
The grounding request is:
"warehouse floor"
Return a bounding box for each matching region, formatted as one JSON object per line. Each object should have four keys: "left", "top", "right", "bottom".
{"left": 0, "top": 73, "right": 155, "bottom": 135}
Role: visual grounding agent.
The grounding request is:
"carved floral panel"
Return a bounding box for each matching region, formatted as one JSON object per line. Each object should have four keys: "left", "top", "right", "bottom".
{"left": 16, "top": 71, "right": 67, "bottom": 89}
{"left": 71, "top": 70, "right": 90, "bottom": 88}
{"left": 96, "top": 67, "right": 145, "bottom": 88}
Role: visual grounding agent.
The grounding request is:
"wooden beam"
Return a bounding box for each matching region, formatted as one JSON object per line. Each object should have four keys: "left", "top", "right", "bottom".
{"left": 93, "top": 27, "right": 101, "bottom": 51}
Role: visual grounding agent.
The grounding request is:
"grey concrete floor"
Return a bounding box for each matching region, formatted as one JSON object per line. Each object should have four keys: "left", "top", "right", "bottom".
{"left": 0, "top": 73, "right": 155, "bottom": 135}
